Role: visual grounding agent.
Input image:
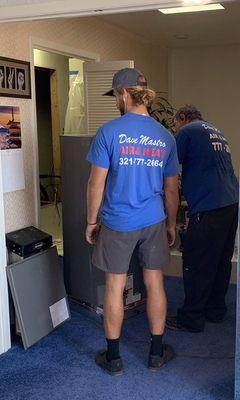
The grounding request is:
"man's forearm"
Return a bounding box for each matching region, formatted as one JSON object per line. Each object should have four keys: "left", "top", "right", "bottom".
{"left": 87, "top": 182, "right": 105, "bottom": 224}
{"left": 164, "top": 189, "right": 179, "bottom": 228}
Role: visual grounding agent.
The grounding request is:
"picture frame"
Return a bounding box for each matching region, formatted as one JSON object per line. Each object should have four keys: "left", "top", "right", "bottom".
{"left": 0, "top": 56, "right": 31, "bottom": 99}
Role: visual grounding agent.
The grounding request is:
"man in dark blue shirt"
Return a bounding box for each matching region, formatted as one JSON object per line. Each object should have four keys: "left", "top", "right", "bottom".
{"left": 166, "top": 105, "right": 239, "bottom": 332}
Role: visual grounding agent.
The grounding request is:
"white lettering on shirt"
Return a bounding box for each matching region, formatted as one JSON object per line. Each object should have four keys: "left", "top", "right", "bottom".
{"left": 119, "top": 134, "right": 138, "bottom": 144}
{"left": 212, "top": 142, "right": 223, "bottom": 151}
{"left": 118, "top": 134, "right": 166, "bottom": 148}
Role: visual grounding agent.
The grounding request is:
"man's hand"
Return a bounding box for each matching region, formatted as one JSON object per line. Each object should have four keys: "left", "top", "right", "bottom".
{"left": 166, "top": 225, "right": 176, "bottom": 247}
{"left": 86, "top": 165, "right": 108, "bottom": 243}
{"left": 86, "top": 223, "right": 101, "bottom": 245}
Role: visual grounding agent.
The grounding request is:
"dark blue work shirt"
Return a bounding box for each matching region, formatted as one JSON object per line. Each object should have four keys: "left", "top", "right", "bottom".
{"left": 175, "top": 120, "right": 239, "bottom": 215}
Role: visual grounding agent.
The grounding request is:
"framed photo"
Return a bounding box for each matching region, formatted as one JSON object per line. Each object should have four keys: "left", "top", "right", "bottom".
{"left": 0, "top": 106, "right": 22, "bottom": 150}
{"left": 0, "top": 56, "right": 31, "bottom": 99}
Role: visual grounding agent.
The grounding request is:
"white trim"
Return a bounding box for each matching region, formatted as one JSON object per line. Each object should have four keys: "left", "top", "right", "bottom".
{"left": 0, "top": 0, "right": 221, "bottom": 23}
{"left": 29, "top": 37, "right": 100, "bottom": 62}
{"left": 0, "top": 152, "right": 11, "bottom": 355}
{"left": 29, "top": 37, "right": 99, "bottom": 226}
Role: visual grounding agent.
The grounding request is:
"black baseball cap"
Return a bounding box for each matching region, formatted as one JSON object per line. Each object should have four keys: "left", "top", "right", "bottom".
{"left": 103, "top": 67, "right": 147, "bottom": 96}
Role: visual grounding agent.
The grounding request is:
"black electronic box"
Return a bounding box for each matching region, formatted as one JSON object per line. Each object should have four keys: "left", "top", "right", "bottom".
{"left": 6, "top": 226, "right": 52, "bottom": 258}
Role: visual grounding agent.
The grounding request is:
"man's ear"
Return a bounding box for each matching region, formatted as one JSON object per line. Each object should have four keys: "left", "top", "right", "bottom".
{"left": 122, "top": 89, "right": 128, "bottom": 104}
{"left": 180, "top": 113, "right": 186, "bottom": 122}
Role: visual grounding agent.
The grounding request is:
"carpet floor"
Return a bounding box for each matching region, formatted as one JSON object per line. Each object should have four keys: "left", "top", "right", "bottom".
{"left": 0, "top": 276, "right": 236, "bottom": 400}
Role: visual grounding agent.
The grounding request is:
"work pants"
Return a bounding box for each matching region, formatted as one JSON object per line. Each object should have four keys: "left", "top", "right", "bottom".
{"left": 178, "top": 203, "right": 238, "bottom": 331}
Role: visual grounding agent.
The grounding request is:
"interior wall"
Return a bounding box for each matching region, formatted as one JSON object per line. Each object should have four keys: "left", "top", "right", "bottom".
{"left": 0, "top": 16, "right": 167, "bottom": 233}
{"left": 169, "top": 44, "right": 240, "bottom": 174}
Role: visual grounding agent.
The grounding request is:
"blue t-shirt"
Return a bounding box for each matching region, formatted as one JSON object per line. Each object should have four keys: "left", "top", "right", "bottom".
{"left": 86, "top": 112, "right": 179, "bottom": 231}
{"left": 175, "top": 120, "right": 239, "bottom": 215}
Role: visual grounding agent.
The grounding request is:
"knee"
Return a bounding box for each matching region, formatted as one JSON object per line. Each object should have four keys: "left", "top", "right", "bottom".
{"left": 105, "top": 273, "right": 126, "bottom": 294}
{"left": 143, "top": 269, "right": 164, "bottom": 291}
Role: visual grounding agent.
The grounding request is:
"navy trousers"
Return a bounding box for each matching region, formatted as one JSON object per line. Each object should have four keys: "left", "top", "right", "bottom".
{"left": 178, "top": 203, "right": 238, "bottom": 332}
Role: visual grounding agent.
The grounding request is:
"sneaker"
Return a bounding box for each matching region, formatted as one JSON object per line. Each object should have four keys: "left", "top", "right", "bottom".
{"left": 165, "top": 316, "right": 203, "bottom": 333}
{"left": 148, "top": 344, "right": 175, "bottom": 371}
{"left": 95, "top": 349, "right": 123, "bottom": 376}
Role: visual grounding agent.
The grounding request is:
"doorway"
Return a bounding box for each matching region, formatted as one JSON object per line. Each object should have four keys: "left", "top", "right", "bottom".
{"left": 35, "top": 65, "right": 62, "bottom": 253}
{"left": 34, "top": 48, "right": 90, "bottom": 256}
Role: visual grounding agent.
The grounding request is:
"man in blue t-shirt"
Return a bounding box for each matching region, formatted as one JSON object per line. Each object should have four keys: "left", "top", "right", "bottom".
{"left": 166, "top": 105, "right": 239, "bottom": 333}
{"left": 86, "top": 68, "right": 179, "bottom": 375}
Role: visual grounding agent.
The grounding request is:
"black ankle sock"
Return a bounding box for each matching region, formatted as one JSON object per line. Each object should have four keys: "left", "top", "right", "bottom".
{"left": 150, "top": 334, "right": 163, "bottom": 356}
{"left": 106, "top": 338, "right": 120, "bottom": 361}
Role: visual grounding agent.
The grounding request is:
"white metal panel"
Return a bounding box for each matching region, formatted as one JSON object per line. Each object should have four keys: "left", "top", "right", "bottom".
{"left": 84, "top": 60, "right": 134, "bottom": 135}
{"left": 0, "top": 152, "right": 11, "bottom": 355}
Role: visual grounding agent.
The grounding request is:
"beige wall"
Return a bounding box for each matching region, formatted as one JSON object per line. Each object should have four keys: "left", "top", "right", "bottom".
{"left": 169, "top": 44, "right": 240, "bottom": 174}
{"left": 0, "top": 17, "right": 167, "bottom": 233}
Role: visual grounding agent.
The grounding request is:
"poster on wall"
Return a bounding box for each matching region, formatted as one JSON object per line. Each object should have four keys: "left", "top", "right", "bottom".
{"left": 0, "top": 106, "right": 25, "bottom": 193}
{"left": 0, "top": 56, "right": 31, "bottom": 99}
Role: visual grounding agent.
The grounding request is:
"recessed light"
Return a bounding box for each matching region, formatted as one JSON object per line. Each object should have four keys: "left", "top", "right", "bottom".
{"left": 158, "top": 3, "right": 224, "bottom": 14}
{"left": 174, "top": 34, "right": 189, "bottom": 40}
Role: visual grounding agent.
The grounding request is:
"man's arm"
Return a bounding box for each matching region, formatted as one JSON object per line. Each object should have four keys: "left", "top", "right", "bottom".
{"left": 175, "top": 130, "right": 189, "bottom": 164}
{"left": 163, "top": 175, "right": 179, "bottom": 246}
{"left": 86, "top": 165, "right": 108, "bottom": 244}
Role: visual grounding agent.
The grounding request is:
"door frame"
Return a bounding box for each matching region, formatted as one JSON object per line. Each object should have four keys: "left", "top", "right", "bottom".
{"left": 0, "top": 152, "right": 11, "bottom": 355}
{"left": 29, "top": 37, "right": 99, "bottom": 226}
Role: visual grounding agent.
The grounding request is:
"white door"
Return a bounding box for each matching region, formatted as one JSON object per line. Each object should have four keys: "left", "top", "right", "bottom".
{"left": 0, "top": 153, "right": 11, "bottom": 355}
{"left": 83, "top": 60, "right": 134, "bottom": 135}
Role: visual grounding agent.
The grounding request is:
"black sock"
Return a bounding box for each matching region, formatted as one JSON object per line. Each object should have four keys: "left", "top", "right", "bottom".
{"left": 106, "top": 338, "right": 120, "bottom": 361}
{"left": 150, "top": 334, "right": 163, "bottom": 356}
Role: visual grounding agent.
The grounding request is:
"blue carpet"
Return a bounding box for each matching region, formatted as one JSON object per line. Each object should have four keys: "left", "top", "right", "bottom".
{"left": 0, "top": 277, "right": 236, "bottom": 400}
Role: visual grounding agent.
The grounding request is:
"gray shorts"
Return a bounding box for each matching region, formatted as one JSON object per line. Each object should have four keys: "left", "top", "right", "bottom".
{"left": 92, "top": 221, "right": 170, "bottom": 274}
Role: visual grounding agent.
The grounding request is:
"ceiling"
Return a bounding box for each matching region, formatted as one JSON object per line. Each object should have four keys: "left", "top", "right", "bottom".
{"left": 0, "top": 0, "right": 231, "bottom": 22}
{"left": 0, "top": 0, "right": 238, "bottom": 48}
{"left": 99, "top": 1, "right": 240, "bottom": 47}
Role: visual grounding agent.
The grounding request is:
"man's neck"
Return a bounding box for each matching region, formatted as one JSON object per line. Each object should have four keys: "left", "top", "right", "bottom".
{"left": 126, "top": 105, "right": 149, "bottom": 116}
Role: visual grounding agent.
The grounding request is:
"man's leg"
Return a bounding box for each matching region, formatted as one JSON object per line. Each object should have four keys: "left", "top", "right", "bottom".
{"left": 143, "top": 268, "right": 166, "bottom": 337}
{"left": 177, "top": 212, "right": 225, "bottom": 331}
{"left": 173, "top": 207, "right": 236, "bottom": 332}
{"left": 95, "top": 272, "right": 127, "bottom": 376}
{"left": 92, "top": 224, "right": 138, "bottom": 375}
{"left": 104, "top": 272, "right": 127, "bottom": 342}
{"left": 205, "top": 205, "right": 238, "bottom": 322}
{"left": 143, "top": 267, "right": 174, "bottom": 370}
{"left": 167, "top": 211, "right": 227, "bottom": 332}
{"left": 137, "top": 222, "right": 174, "bottom": 369}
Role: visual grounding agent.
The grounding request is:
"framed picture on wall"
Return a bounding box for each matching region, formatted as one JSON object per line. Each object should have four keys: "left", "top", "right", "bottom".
{"left": 0, "top": 56, "right": 31, "bottom": 99}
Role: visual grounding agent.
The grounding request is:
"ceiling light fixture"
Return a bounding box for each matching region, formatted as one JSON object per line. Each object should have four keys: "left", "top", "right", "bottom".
{"left": 174, "top": 34, "right": 189, "bottom": 40}
{"left": 158, "top": 3, "right": 224, "bottom": 14}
